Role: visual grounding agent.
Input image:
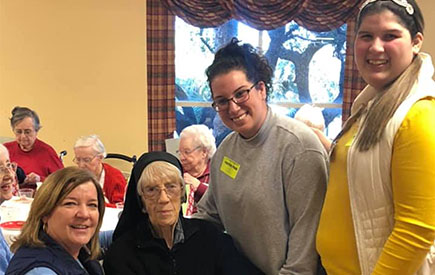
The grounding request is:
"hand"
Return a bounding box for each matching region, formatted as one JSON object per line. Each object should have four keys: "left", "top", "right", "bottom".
{"left": 24, "top": 172, "right": 41, "bottom": 184}
{"left": 183, "top": 173, "right": 200, "bottom": 191}
{"left": 310, "top": 127, "right": 332, "bottom": 151}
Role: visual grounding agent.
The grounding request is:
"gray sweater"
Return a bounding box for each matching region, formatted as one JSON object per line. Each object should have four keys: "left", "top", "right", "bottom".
{"left": 195, "top": 109, "right": 328, "bottom": 275}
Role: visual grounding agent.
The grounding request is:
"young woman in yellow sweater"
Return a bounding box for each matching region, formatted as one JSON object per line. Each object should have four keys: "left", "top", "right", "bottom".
{"left": 317, "top": 0, "right": 435, "bottom": 274}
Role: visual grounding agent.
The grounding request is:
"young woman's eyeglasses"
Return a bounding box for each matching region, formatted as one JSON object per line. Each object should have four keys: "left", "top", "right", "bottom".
{"left": 0, "top": 162, "right": 17, "bottom": 176}
{"left": 142, "top": 183, "right": 181, "bottom": 200}
{"left": 211, "top": 82, "right": 259, "bottom": 112}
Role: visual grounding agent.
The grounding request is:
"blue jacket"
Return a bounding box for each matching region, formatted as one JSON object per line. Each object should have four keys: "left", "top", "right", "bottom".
{"left": 0, "top": 229, "right": 12, "bottom": 275}
{"left": 5, "top": 231, "right": 103, "bottom": 275}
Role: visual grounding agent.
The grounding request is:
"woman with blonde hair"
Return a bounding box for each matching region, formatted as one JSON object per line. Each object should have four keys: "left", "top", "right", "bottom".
{"left": 6, "top": 167, "right": 105, "bottom": 275}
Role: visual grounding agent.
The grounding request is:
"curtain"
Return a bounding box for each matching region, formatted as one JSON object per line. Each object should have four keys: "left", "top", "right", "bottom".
{"left": 342, "top": 18, "right": 366, "bottom": 122}
{"left": 147, "top": 0, "right": 366, "bottom": 150}
{"left": 161, "top": 0, "right": 364, "bottom": 31}
{"left": 147, "top": 0, "right": 176, "bottom": 151}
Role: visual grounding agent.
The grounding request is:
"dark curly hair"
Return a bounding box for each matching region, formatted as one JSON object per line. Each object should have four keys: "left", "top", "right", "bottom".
{"left": 206, "top": 38, "right": 273, "bottom": 101}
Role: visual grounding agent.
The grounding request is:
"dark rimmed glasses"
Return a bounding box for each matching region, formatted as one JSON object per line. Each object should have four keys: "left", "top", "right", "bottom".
{"left": 212, "top": 81, "right": 259, "bottom": 112}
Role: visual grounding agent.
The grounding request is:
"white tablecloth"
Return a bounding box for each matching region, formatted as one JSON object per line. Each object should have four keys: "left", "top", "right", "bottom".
{"left": 0, "top": 196, "right": 122, "bottom": 245}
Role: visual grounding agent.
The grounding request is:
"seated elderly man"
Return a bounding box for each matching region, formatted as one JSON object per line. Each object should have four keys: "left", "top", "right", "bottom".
{"left": 73, "top": 135, "right": 126, "bottom": 204}
{"left": 0, "top": 144, "right": 15, "bottom": 273}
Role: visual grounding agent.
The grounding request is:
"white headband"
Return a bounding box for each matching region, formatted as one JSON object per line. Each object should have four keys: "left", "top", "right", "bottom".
{"left": 360, "top": 0, "right": 414, "bottom": 15}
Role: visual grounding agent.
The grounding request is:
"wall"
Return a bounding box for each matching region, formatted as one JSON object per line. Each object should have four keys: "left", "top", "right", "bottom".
{"left": 420, "top": 0, "right": 435, "bottom": 60}
{"left": 0, "top": 0, "right": 147, "bottom": 172}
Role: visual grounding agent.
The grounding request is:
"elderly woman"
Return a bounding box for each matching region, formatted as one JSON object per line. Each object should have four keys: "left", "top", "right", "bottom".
{"left": 0, "top": 144, "right": 15, "bottom": 273}
{"left": 294, "top": 104, "right": 332, "bottom": 151}
{"left": 6, "top": 167, "right": 105, "bottom": 275}
{"left": 178, "top": 124, "right": 216, "bottom": 216}
{"left": 74, "top": 135, "right": 127, "bottom": 204}
{"left": 104, "top": 151, "right": 263, "bottom": 275}
{"left": 4, "top": 106, "right": 63, "bottom": 188}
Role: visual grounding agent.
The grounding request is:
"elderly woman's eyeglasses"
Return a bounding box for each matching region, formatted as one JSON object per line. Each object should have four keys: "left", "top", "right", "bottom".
{"left": 73, "top": 154, "right": 99, "bottom": 164}
{"left": 0, "top": 162, "right": 17, "bottom": 176}
{"left": 14, "top": 129, "right": 35, "bottom": 136}
{"left": 142, "top": 183, "right": 181, "bottom": 200}
{"left": 176, "top": 146, "right": 201, "bottom": 157}
{"left": 211, "top": 82, "right": 258, "bottom": 112}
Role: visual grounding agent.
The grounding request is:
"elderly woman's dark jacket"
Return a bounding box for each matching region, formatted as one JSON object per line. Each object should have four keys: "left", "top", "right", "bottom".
{"left": 104, "top": 215, "right": 262, "bottom": 275}
{"left": 104, "top": 152, "right": 263, "bottom": 275}
{"left": 6, "top": 231, "right": 103, "bottom": 275}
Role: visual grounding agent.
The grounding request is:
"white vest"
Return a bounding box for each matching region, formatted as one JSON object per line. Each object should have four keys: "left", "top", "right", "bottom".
{"left": 347, "top": 53, "right": 435, "bottom": 275}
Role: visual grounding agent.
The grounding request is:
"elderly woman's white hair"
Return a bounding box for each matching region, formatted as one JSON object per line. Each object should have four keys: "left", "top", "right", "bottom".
{"left": 180, "top": 125, "right": 216, "bottom": 159}
{"left": 0, "top": 144, "right": 9, "bottom": 158}
{"left": 294, "top": 105, "right": 325, "bottom": 132}
{"left": 74, "top": 134, "right": 107, "bottom": 158}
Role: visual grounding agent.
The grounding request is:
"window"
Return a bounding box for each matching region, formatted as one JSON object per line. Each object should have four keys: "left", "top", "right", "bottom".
{"left": 175, "top": 18, "right": 346, "bottom": 146}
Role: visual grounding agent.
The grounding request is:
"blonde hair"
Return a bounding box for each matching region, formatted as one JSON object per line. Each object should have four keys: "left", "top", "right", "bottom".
{"left": 10, "top": 167, "right": 105, "bottom": 260}
{"left": 137, "top": 161, "right": 186, "bottom": 205}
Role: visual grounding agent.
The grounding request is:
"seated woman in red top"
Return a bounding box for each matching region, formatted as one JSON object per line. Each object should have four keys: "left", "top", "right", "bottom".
{"left": 178, "top": 124, "right": 216, "bottom": 216}
{"left": 73, "top": 134, "right": 127, "bottom": 204}
{"left": 4, "top": 106, "right": 64, "bottom": 189}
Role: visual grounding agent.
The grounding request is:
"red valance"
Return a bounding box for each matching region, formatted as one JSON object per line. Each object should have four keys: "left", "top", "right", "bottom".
{"left": 162, "top": 0, "right": 364, "bottom": 31}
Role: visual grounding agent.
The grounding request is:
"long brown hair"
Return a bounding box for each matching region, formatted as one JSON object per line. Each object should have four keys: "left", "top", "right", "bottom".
{"left": 353, "top": 55, "right": 422, "bottom": 151}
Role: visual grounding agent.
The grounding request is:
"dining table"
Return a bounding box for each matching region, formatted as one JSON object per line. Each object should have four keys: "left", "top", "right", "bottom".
{"left": 0, "top": 196, "right": 122, "bottom": 245}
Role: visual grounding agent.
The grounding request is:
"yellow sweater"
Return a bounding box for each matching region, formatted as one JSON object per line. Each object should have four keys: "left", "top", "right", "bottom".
{"left": 317, "top": 98, "right": 435, "bottom": 274}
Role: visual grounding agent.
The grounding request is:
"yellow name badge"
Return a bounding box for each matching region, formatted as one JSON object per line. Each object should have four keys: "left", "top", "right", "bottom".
{"left": 220, "top": 156, "right": 240, "bottom": 179}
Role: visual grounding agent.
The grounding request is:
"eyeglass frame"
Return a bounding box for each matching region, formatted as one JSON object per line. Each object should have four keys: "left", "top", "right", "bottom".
{"left": 176, "top": 145, "right": 202, "bottom": 157}
{"left": 72, "top": 154, "right": 101, "bottom": 165}
{"left": 0, "top": 162, "right": 17, "bottom": 176}
{"left": 211, "top": 81, "right": 259, "bottom": 112}
{"left": 140, "top": 182, "right": 182, "bottom": 200}
{"left": 13, "top": 128, "right": 36, "bottom": 137}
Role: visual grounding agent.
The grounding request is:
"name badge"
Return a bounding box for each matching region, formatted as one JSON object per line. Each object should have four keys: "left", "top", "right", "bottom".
{"left": 220, "top": 156, "right": 240, "bottom": 179}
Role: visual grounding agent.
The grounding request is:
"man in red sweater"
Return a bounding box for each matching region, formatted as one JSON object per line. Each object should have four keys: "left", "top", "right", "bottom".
{"left": 73, "top": 135, "right": 126, "bottom": 204}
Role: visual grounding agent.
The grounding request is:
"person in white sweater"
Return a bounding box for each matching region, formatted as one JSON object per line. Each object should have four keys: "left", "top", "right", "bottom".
{"left": 194, "top": 38, "right": 329, "bottom": 275}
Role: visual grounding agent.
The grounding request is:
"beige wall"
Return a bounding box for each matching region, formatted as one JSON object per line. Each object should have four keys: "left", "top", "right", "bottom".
{"left": 420, "top": 0, "right": 435, "bottom": 59}
{"left": 0, "top": 0, "right": 147, "bottom": 171}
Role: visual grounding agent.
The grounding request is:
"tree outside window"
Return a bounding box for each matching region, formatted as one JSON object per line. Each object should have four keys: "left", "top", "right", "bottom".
{"left": 175, "top": 18, "right": 346, "bottom": 146}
